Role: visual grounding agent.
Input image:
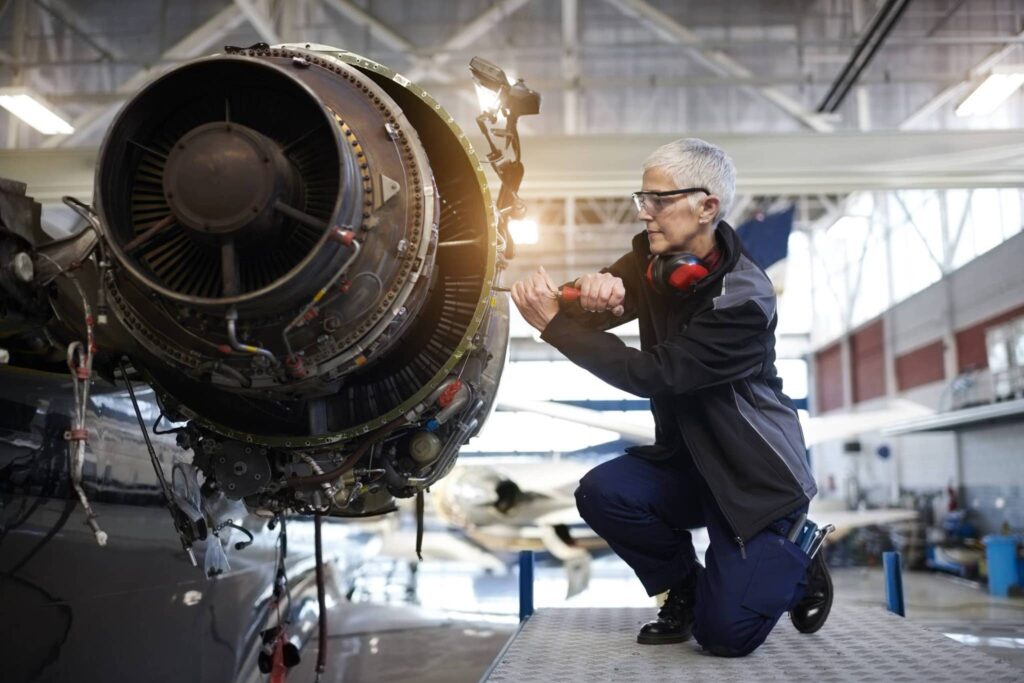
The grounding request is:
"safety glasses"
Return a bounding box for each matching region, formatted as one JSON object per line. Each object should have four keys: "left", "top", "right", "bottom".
{"left": 631, "top": 187, "right": 709, "bottom": 215}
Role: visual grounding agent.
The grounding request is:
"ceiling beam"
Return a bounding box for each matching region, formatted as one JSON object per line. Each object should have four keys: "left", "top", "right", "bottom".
{"left": 925, "top": 0, "right": 968, "bottom": 37}
{"left": 319, "top": 0, "right": 417, "bottom": 54}
{"left": 603, "top": 0, "right": 833, "bottom": 132}
{"left": 10, "top": 130, "right": 1024, "bottom": 204}
{"left": 318, "top": 0, "right": 452, "bottom": 83}
{"left": 403, "top": 0, "right": 533, "bottom": 82}
{"left": 42, "top": 3, "right": 248, "bottom": 148}
{"left": 6, "top": 0, "right": 28, "bottom": 147}
{"left": 38, "top": 70, "right": 975, "bottom": 100}
{"left": 498, "top": 130, "right": 1024, "bottom": 196}
{"left": 816, "top": 0, "right": 911, "bottom": 114}
{"left": 235, "top": 0, "right": 279, "bottom": 44}
{"left": 33, "top": 0, "right": 128, "bottom": 61}
{"left": 561, "top": 0, "right": 580, "bottom": 134}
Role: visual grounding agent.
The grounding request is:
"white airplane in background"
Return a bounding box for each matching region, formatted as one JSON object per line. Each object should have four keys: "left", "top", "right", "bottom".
{"left": 422, "top": 398, "right": 928, "bottom": 596}
{"left": 430, "top": 459, "right": 603, "bottom": 597}
{"left": 494, "top": 396, "right": 930, "bottom": 534}
{"left": 496, "top": 397, "right": 934, "bottom": 450}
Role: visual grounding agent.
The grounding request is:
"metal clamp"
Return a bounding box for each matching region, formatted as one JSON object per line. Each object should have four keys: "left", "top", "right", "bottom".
{"left": 808, "top": 524, "right": 835, "bottom": 558}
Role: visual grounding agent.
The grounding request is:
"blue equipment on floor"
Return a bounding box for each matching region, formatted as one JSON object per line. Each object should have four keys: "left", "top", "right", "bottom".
{"left": 983, "top": 535, "right": 1022, "bottom": 597}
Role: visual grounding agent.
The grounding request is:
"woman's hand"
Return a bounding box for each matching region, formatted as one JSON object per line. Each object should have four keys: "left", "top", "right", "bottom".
{"left": 510, "top": 267, "right": 560, "bottom": 332}
{"left": 576, "top": 272, "right": 626, "bottom": 317}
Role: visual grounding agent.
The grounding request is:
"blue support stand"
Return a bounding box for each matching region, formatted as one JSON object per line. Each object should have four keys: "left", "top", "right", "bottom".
{"left": 519, "top": 550, "right": 535, "bottom": 622}
{"left": 884, "top": 551, "right": 905, "bottom": 617}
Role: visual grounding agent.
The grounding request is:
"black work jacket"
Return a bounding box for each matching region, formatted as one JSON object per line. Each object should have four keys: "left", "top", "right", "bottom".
{"left": 541, "top": 222, "right": 817, "bottom": 550}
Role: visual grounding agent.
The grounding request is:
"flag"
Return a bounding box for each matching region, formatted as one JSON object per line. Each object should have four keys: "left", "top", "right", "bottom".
{"left": 735, "top": 205, "right": 795, "bottom": 293}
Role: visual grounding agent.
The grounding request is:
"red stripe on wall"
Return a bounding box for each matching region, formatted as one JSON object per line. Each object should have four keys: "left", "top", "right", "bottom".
{"left": 815, "top": 343, "right": 843, "bottom": 412}
{"left": 852, "top": 320, "right": 885, "bottom": 403}
{"left": 956, "top": 302, "right": 1024, "bottom": 372}
{"left": 895, "top": 340, "right": 945, "bottom": 391}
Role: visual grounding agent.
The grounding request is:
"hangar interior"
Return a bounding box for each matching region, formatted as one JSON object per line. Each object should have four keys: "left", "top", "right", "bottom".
{"left": 1, "top": 1, "right": 1024, "bottom": 681}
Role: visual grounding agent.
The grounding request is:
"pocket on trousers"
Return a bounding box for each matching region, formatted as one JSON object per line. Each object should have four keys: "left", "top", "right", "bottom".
{"left": 740, "top": 536, "right": 811, "bottom": 618}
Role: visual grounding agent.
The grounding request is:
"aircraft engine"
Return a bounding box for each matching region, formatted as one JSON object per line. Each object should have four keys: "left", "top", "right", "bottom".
{"left": 0, "top": 45, "right": 534, "bottom": 537}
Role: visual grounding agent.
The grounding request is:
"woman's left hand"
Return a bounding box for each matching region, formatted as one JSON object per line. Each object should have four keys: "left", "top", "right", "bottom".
{"left": 510, "top": 266, "right": 560, "bottom": 332}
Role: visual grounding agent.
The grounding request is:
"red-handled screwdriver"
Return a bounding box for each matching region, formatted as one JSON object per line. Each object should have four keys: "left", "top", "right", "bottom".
{"left": 494, "top": 284, "right": 622, "bottom": 315}
{"left": 557, "top": 286, "right": 581, "bottom": 302}
{"left": 493, "top": 285, "right": 579, "bottom": 300}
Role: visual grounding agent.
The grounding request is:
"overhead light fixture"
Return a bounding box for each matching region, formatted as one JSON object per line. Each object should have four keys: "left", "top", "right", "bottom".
{"left": 0, "top": 88, "right": 74, "bottom": 135}
{"left": 470, "top": 57, "right": 509, "bottom": 116}
{"left": 955, "top": 67, "right": 1024, "bottom": 118}
{"left": 473, "top": 82, "right": 501, "bottom": 114}
{"left": 469, "top": 56, "right": 538, "bottom": 120}
{"left": 508, "top": 218, "right": 539, "bottom": 245}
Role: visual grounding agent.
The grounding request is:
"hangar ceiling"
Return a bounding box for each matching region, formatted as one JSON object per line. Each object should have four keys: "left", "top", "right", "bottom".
{"left": 0, "top": 0, "right": 1022, "bottom": 314}
{"left": 2, "top": 0, "right": 1022, "bottom": 140}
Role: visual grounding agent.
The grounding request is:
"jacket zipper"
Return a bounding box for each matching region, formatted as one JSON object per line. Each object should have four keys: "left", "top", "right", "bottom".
{"left": 649, "top": 226, "right": 747, "bottom": 559}
{"left": 678, "top": 427, "right": 748, "bottom": 561}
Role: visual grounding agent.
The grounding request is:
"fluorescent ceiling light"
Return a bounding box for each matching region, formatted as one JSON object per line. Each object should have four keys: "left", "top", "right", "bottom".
{"left": 0, "top": 90, "right": 74, "bottom": 135}
{"left": 955, "top": 72, "right": 1024, "bottom": 118}
{"left": 508, "top": 218, "right": 538, "bottom": 245}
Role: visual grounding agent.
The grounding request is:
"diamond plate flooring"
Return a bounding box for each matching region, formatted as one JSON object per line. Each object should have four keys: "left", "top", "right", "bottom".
{"left": 485, "top": 605, "right": 1022, "bottom": 682}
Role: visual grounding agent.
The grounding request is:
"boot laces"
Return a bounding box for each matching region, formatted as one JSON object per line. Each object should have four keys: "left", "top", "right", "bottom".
{"left": 658, "top": 584, "right": 693, "bottom": 620}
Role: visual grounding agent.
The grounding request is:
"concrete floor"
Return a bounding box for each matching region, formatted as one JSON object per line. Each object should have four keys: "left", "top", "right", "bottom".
{"left": 304, "top": 556, "right": 1024, "bottom": 681}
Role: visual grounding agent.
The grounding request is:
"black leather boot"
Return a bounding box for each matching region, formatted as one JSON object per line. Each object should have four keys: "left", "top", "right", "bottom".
{"left": 637, "top": 566, "right": 701, "bottom": 645}
{"left": 791, "top": 551, "right": 833, "bottom": 634}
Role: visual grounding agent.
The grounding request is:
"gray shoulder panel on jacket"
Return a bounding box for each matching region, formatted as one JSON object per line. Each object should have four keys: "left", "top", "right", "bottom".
{"left": 713, "top": 257, "right": 776, "bottom": 323}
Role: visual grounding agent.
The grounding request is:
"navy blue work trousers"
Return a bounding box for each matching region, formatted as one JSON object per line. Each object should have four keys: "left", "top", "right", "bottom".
{"left": 575, "top": 451, "right": 810, "bottom": 657}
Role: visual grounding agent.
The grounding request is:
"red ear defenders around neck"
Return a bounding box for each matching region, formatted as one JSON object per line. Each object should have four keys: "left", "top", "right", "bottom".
{"left": 645, "top": 252, "right": 710, "bottom": 295}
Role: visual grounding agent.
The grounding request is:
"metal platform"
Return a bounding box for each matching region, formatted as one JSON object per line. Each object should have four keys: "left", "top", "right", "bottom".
{"left": 484, "top": 606, "right": 1021, "bottom": 682}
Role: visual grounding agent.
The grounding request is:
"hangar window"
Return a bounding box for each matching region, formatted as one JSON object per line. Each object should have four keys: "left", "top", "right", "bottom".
{"left": 809, "top": 187, "right": 1024, "bottom": 346}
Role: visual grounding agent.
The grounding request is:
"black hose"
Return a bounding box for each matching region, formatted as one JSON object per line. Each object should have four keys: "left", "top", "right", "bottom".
{"left": 314, "top": 512, "right": 327, "bottom": 679}
{"left": 415, "top": 490, "right": 424, "bottom": 561}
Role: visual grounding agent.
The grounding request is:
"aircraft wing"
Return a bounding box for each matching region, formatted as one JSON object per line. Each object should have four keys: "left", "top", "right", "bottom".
{"left": 496, "top": 398, "right": 656, "bottom": 444}
{"left": 498, "top": 398, "right": 933, "bottom": 448}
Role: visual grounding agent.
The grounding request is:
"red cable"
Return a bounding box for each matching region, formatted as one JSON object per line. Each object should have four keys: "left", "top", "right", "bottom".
{"left": 270, "top": 636, "right": 286, "bottom": 683}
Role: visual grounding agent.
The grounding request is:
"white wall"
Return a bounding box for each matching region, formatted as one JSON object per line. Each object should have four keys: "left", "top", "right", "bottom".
{"left": 810, "top": 230, "right": 1024, "bottom": 532}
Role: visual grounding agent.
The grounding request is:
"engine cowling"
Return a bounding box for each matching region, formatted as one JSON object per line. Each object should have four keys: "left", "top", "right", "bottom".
{"left": 50, "top": 45, "right": 513, "bottom": 517}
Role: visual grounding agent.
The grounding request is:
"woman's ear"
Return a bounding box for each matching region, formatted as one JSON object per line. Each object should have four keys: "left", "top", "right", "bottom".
{"left": 700, "top": 195, "right": 720, "bottom": 224}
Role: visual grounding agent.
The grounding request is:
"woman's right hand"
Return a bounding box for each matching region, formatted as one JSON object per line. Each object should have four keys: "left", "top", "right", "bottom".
{"left": 575, "top": 272, "right": 626, "bottom": 317}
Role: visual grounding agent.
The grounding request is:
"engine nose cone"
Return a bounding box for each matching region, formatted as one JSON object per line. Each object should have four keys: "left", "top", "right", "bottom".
{"left": 163, "top": 122, "right": 284, "bottom": 236}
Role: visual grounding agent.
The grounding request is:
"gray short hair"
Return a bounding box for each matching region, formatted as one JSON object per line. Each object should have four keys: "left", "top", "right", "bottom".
{"left": 643, "top": 138, "right": 736, "bottom": 226}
